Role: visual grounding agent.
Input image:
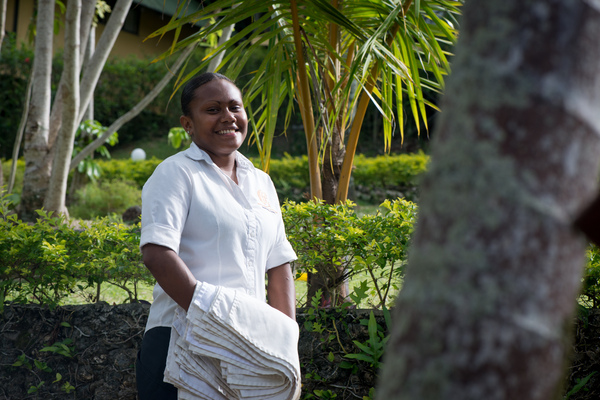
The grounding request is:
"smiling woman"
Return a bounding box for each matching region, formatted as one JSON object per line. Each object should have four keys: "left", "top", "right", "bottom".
{"left": 179, "top": 75, "right": 248, "bottom": 180}
{"left": 136, "top": 72, "right": 299, "bottom": 399}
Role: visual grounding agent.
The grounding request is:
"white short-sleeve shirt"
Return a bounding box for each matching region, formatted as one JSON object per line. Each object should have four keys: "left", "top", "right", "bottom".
{"left": 140, "top": 143, "right": 297, "bottom": 331}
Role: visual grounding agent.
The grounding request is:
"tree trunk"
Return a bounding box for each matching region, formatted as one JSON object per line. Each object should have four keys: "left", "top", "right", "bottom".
{"left": 48, "top": 0, "right": 96, "bottom": 151}
{"left": 0, "top": 0, "right": 6, "bottom": 54}
{"left": 77, "top": 0, "right": 133, "bottom": 127}
{"left": 44, "top": 0, "right": 81, "bottom": 216}
{"left": 377, "top": 1, "right": 600, "bottom": 400}
{"left": 19, "top": 0, "right": 132, "bottom": 219}
{"left": 7, "top": 74, "right": 33, "bottom": 194}
{"left": 19, "top": 0, "right": 55, "bottom": 221}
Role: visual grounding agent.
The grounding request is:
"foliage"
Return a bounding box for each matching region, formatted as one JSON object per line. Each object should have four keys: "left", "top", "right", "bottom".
{"left": 69, "top": 179, "right": 141, "bottom": 220}
{"left": 72, "top": 119, "right": 119, "bottom": 182}
{"left": 168, "top": 127, "right": 191, "bottom": 150}
{"left": 564, "top": 371, "right": 597, "bottom": 399}
{"left": 301, "top": 292, "right": 391, "bottom": 400}
{"left": 283, "top": 198, "right": 417, "bottom": 308}
{"left": 352, "top": 199, "right": 417, "bottom": 308}
{"left": 95, "top": 158, "right": 163, "bottom": 188}
{"left": 92, "top": 152, "right": 429, "bottom": 204}
{"left": 581, "top": 245, "right": 600, "bottom": 308}
{"left": 0, "top": 195, "right": 153, "bottom": 309}
{"left": 150, "top": 0, "right": 461, "bottom": 203}
{"left": 0, "top": 33, "right": 34, "bottom": 159}
{"left": 343, "top": 310, "right": 389, "bottom": 370}
{"left": 0, "top": 41, "right": 211, "bottom": 159}
{"left": 12, "top": 331, "right": 77, "bottom": 395}
{"left": 352, "top": 151, "right": 429, "bottom": 189}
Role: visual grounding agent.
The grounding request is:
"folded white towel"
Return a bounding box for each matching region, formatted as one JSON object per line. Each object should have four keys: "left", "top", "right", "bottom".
{"left": 164, "top": 282, "right": 302, "bottom": 400}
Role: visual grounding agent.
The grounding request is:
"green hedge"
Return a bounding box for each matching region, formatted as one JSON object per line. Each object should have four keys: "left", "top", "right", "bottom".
{"left": 0, "top": 202, "right": 151, "bottom": 310}
{"left": 94, "top": 152, "right": 429, "bottom": 203}
{"left": 3, "top": 192, "right": 600, "bottom": 312}
{"left": 0, "top": 195, "right": 417, "bottom": 310}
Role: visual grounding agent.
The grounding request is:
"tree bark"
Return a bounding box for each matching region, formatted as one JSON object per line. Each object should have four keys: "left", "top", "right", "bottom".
{"left": 19, "top": 0, "right": 55, "bottom": 221}
{"left": 0, "top": 0, "right": 6, "bottom": 54}
{"left": 76, "top": 0, "right": 133, "bottom": 127}
{"left": 48, "top": 0, "right": 96, "bottom": 150}
{"left": 44, "top": 0, "right": 81, "bottom": 216}
{"left": 377, "top": 1, "right": 600, "bottom": 400}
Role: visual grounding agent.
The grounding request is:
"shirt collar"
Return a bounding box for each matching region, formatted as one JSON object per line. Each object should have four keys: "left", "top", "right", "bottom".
{"left": 184, "top": 142, "right": 254, "bottom": 171}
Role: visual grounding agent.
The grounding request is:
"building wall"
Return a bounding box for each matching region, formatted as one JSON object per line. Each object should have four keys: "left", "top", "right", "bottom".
{"left": 4, "top": 0, "right": 199, "bottom": 60}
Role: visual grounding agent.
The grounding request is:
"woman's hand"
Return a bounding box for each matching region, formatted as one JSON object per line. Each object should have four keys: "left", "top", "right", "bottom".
{"left": 142, "top": 244, "right": 197, "bottom": 311}
{"left": 266, "top": 263, "right": 296, "bottom": 320}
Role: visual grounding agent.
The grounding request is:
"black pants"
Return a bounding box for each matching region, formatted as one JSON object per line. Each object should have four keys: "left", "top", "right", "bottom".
{"left": 136, "top": 327, "right": 178, "bottom": 400}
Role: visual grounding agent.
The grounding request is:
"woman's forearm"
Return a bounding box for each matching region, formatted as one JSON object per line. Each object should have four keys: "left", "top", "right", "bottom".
{"left": 266, "top": 263, "right": 296, "bottom": 320}
{"left": 141, "top": 243, "right": 197, "bottom": 311}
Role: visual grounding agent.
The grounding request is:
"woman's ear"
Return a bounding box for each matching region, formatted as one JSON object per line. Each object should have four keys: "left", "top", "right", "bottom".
{"left": 180, "top": 115, "right": 192, "bottom": 134}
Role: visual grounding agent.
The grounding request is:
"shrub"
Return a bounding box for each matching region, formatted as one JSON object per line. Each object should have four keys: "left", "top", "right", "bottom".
{"left": 69, "top": 179, "right": 141, "bottom": 220}
{"left": 283, "top": 198, "right": 418, "bottom": 308}
{"left": 94, "top": 152, "right": 429, "bottom": 203}
{"left": 0, "top": 196, "right": 153, "bottom": 309}
{"left": 582, "top": 245, "right": 600, "bottom": 308}
{"left": 352, "top": 151, "right": 429, "bottom": 203}
{"left": 1, "top": 158, "right": 25, "bottom": 195}
{"left": 96, "top": 158, "right": 163, "bottom": 189}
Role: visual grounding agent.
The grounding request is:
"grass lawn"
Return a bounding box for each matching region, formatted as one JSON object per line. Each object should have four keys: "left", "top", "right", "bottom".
{"left": 68, "top": 268, "right": 400, "bottom": 310}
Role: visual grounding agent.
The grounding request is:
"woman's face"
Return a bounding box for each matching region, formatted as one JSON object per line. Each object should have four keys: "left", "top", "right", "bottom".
{"left": 180, "top": 79, "right": 248, "bottom": 164}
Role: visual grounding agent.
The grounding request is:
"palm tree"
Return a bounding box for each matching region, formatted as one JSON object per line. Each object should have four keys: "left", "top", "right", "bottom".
{"left": 150, "top": 0, "right": 461, "bottom": 304}
{"left": 150, "top": 0, "right": 461, "bottom": 203}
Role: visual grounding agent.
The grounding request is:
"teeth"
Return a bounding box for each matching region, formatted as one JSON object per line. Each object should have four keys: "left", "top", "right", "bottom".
{"left": 216, "top": 129, "right": 235, "bottom": 135}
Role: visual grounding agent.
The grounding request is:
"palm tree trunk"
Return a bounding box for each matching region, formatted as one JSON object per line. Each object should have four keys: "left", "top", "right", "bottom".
{"left": 377, "top": 1, "right": 600, "bottom": 399}
{"left": 290, "top": 0, "right": 322, "bottom": 200}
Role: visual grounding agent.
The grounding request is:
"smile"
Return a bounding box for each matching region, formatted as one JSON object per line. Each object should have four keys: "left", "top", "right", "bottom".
{"left": 216, "top": 129, "right": 236, "bottom": 135}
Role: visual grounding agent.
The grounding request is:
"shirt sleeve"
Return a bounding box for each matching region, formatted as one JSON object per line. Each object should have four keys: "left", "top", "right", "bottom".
{"left": 140, "top": 158, "right": 193, "bottom": 253}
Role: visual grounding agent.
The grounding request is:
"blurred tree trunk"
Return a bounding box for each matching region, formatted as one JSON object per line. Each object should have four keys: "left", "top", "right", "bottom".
{"left": 377, "top": 1, "right": 600, "bottom": 400}
{"left": 19, "top": 0, "right": 55, "bottom": 221}
{"left": 44, "top": 0, "right": 81, "bottom": 216}
{"left": 0, "top": 0, "right": 6, "bottom": 54}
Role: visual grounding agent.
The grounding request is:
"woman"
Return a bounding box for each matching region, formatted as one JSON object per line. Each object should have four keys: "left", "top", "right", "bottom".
{"left": 136, "top": 72, "right": 297, "bottom": 399}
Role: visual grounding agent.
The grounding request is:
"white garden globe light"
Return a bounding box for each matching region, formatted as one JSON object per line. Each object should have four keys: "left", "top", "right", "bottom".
{"left": 131, "top": 148, "right": 146, "bottom": 161}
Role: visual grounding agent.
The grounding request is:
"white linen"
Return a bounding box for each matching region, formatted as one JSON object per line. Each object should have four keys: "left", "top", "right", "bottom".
{"left": 140, "top": 143, "right": 297, "bottom": 332}
{"left": 164, "top": 281, "right": 301, "bottom": 400}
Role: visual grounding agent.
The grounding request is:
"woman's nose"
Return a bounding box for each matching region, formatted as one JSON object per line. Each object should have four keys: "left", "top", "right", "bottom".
{"left": 221, "top": 108, "right": 236, "bottom": 122}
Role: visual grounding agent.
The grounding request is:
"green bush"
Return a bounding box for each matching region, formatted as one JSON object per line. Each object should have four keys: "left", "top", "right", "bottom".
{"left": 1, "top": 158, "right": 25, "bottom": 193}
{"left": 0, "top": 196, "right": 152, "bottom": 309}
{"left": 96, "top": 158, "right": 163, "bottom": 189}
{"left": 69, "top": 179, "right": 141, "bottom": 220}
{"left": 582, "top": 245, "right": 600, "bottom": 308}
{"left": 283, "top": 198, "right": 418, "bottom": 308}
{"left": 93, "top": 152, "right": 428, "bottom": 203}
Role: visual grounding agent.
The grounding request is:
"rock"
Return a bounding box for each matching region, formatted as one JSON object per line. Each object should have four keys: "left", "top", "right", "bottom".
{"left": 122, "top": 206, "right": 141, "bottom": 223}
